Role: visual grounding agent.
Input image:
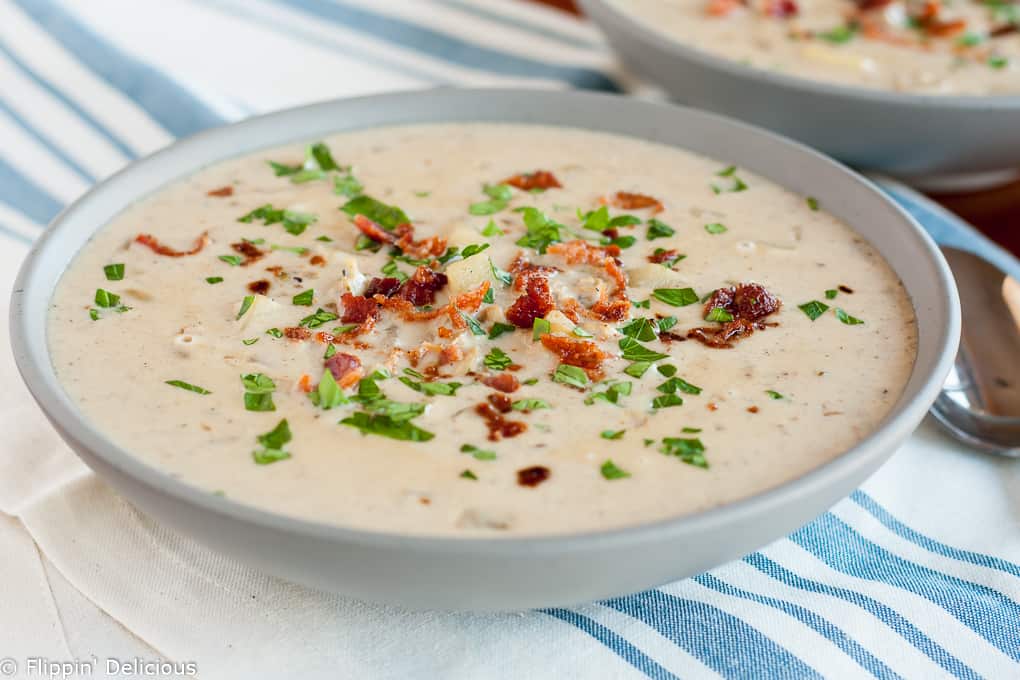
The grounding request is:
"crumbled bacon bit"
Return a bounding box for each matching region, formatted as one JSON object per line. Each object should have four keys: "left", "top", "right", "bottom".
{"left": 352, "top": 214, "right": 396, "bottom": 245}
{"left": 487, "top": 393, "right": 513, "bottom": 413}
{"left": 853, "top": 0, "right": 893, "bottom": 9}
{"left": 397, "top": 266, "right": 448, "bottom": 306}
{"left": 547, "top": 240, "right": 630, "bottom": 323}
{"left": 748, "top": 406, "right": 760, "bottom": 413}
{"left": 266, "top": 265, "right": 286, "bottom": 278}
{"left": 297, "top": 374, "right": 312, "bottom": 393}
{"left": 691, "top": 282, "right": 781, "bottom": 348}
{"left": 284, "top": 327, "right": 312, "bottom": 340}
{"left": 706, "top": 0, "right": 742, "bottom": 15}
{"left": 310, "top": 255, "right": 326, "bottom": 266}
{"left": 475, "top": 403, "right": 527, "bottom": 441}
{"left": 325, "top": 352, "right": 362, "bottom": 388}
{"left": 394, "top": 223, "right": 448, "bottom": 260}
{"left": 649, "top": 249, "right": 679, "bottom": 264}
{"left": 539, "top": 335, "right": 610, "bottom": 371}
{"left": 838, "top": 285, "right": 854, "bottom": 294}
{"left": 763, "top": 0, "right": 798, "bottom": 17}
{"left": 231, "top": 240, "right": 265, "bottom": 266}
{"left": 135, "top": 232, "right": 209, "bottom": 257}
{"left": 517, "top": 466, "right": 550, "bottom": 488}
{"left": 340, "top": 293, "right": 379, "bottom": 324}
{"left": 509, "top": 254, "right": 559, "bottom": 292}
{"left": 611, "top": 191, "right": 663, "bottom": 214}
{"left": 991, "top": 24, "right": 1019, "bottom": 38}
{"left": 658, "top": 331, "right": 688, "bottom": 344}
{"left": 481, "top": 373, "right": 520, "bottom": 394}
{"left": 207, "top": 186, "right": 233, "bottom": 197}
{"left": 506, "top": 275, "right": 555, "bottom": 328}
{"left": 247, "top": 279, "right": 270, "bottom": 295}
{"left": 502, "top": 170, "right": 562, "bottom": 191}
{"left": 363, "top": 277, "right": 402, "bottom": 298}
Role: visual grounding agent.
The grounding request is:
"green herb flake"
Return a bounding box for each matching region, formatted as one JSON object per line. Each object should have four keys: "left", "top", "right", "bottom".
{"left": 459, "top": 310, "right": 486, "bottom": 336}
{"left": 825, "top": 289, "right": 838, "bottom": 300}
{"left": 532, "top": 317, "right": 551, "bottom": 341}
{"left": 798, "top": 300, "right": 830, "bottom": 321}
{"left": 819, "top": 24, "right": 857, "bottom": 44}
{"left": 252, "top": 419, "right": 292, "bottom": 465}
{"left": 657, "top": 364, "right": 677, "bottom": 377}
{"left": 399, "top": 376, "right": 462, "bottom": 397}
{"left": 489, "top": 258, "right": 514, "bottom": 286}
{"left": 619, "top": 317, "right": 659, "bottom": 342}
{"left": 624, "top": 361, "right": 652, "bottom": 378}
{"left": 103, "top": 263, "right": 125, "bottom": 281}
{"left": 341, "top": 412, "right": 434, "bottom": 441}
{"left": 515, "top": 207, "right": 564, "bottom": 253}
{"left": 484, "top": 347, "right": 513, "bottom": 371}
{"left": 806, "top": 196, "right": 820, "bottom": 211}
{"left": 238, "top": 205, "right": 318, "bottom": 236}
{"left": 236, "top": 295, "right": 255, "bottom": 320}
{"left": 299, "top": 307, "right": 339, "bottom": 328}
{"left": 316, "top": 235, "right": 333, "bottom": 243}
{"left": 460, "top": 443, "right": 497, "bottom": 461}
{"left": 460, "top": 469, "right": 478, "bottom": 480}
{"left": 219, "top": 255, "right": 244, "bottom": 267}
{"left": 292, "top": 289, "right": 314, "bottom": 306}
{"left": 682, "top": 427, "right": 702, "bottom": 433}
{"left": 989, "top": 55, "right": 1009, "bottom": 70}
{"left": 652, "top": 394, "right": 684, "bottom": 410}
{"left": 266, "top": 327, "right": 283, "bottom": 338}
{"left": 652, "top": 288, "right": 699, "bottom": 307}
{"left": 600, "top": 459, "right": 631, "bottom": 480}
{"left": 660, "top": 437, "right": 707, "bottom": 468}
{"left": 511, "top": 398, "right": 550, "bottom": 412}
{"left": 766, "top": 390, "right": 784, "bottom": 400}
{"left": 646, "top": 218, "right": 675, "bottom": 241}
{"left": 94, "top": 288, "right": 121, "bottom": 308}
{"left": 631, "top": 298, "right": 651, "bottom": 309}
{"left": 242, "top": 338, "right": 259, "bottom": 346}
{"left": 553, "top": 364, "right": 589, "bottom": 389}
{"left": 585, "top": 380, "right": 633, "bottom": 406}
{"left": 165, "top": 379, "right": 211, "bottom": 395}
{"left": 659, "top": 377, "right": 702, "bottom": 395}
{"left": 341, "top": 195, "right": 410, "bottom": 231}
{"left": 619, "top": 337, "right": 669, "bottom": 362}
{"left": 600, "top": 429, "right": 626, "bottom": 440}
{"left": 835, "top": 308, "right": 864, "bottom": 325}
{"left": 705, "top": 307, "right": 734, "bottom": 323}
{"left": 205, "top": 276, "right": 224, "bottom": 284}
{"left": 488, "top": 322, "right": 516, "bottom": 340}
{"left": 704, "top": 222, "right": 728, "bottom": 235}
{"left": 572, "top": 326, "right": 593, "bottom": 338}
{"left": 333, "top": 173, "right": 363, "bottom": 198}
{"left": 88, "top": 309, "right": 100, "bottom": 321}
{"left": 309, "top": 369, "right": 350, "bottom": 410}
{"left": 711, "top": 165, "right": 749, "bottom": 194}
{"left": 481, "top": 220, "right": 504, "bottom": 237}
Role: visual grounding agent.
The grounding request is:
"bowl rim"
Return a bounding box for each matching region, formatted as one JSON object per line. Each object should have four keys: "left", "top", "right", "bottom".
{"left": 579, "top": 0, "right": 1020, "bottom": 109}
{"left": 9, "top": 87, "right": 960, "bottom": 556}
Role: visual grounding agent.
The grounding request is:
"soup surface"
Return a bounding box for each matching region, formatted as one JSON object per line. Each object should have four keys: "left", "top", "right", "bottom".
{"left": 49, "top": 124, "right": 916, "bottom": 536}
{"left": 617, "top": 0, "right": 1020, "bottom": 94}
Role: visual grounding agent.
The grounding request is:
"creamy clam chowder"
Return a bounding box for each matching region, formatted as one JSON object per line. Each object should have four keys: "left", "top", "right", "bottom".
{"left": 49, "top": 124, "right": 916, "bottom": 536}
{"left": 617, "top": 0, "right": 1020, "bottom": 94}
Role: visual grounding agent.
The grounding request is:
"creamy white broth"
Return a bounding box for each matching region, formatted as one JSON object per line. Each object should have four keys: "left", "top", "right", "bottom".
{"left": 48, "top": 124, "right": 916, "bottom": 536}
{"left": 616, "top": 0, "right": 1020, "bottom": 94}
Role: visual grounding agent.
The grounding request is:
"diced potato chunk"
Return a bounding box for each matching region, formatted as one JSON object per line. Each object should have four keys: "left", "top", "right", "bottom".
{"left": 544, "top": 310, "right": 575, "bottom": 335}
{"left": 447, "top": 227, "right": 484, "bottom": 250}
{"left": 334, "top": 252, "right": 366, "bottom": 296}
{"left": 236, "top": 295, "right": 288, "bottom": 331}
{"left": 628, "top": 264, "right": 690, "bottom": 289}
{"left": 445, "top": 255, "right": 491, "bottom": 297}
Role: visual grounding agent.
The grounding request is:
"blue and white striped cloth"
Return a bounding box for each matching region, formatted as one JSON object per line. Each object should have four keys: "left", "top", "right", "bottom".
{"left": 1, "top": 2, "right": 1018, "bottom": 678}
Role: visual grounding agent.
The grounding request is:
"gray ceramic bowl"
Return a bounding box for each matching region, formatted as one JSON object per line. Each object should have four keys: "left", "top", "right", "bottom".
{"left": 580, "top": 0, "right": 1020, "bottom": 183}
{"left": 10, "top": 89, "right": 959, "bottom": 611}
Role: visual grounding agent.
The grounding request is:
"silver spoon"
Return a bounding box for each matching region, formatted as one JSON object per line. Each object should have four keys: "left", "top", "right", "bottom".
{"left": 930, "top": 247, "right": 1020, "bottom": 457}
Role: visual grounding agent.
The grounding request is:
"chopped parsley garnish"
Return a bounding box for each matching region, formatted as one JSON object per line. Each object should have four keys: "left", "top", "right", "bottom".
{"left": 460, "top": 443, "right": 496, "bottom": 461}
{"left": 522, "top": 378, "right": 539, "bottom": 386}
{"left": 580, "top": 206, "right": 641, "bottom": 231}
{"left": 766, "top": 390, "right": 784, "bottom": 400}
{"left": 94, "top": 288, "right": 121, "bottom": 308}
{"left": 380, "top": 260, "right": 410, "bottom": 283}
{"left": 532, "top": 317, "right": 551, "bottom": 341}
{"left": 341, "top": 195, "right": 410, "bottom": 231}
{"left": 651, "top": 394, "right": 684, "bottom": 410}
{"left": 355, "top": 234, "right": 381, "bottom": 252}
{"left": 481, "top": 220, "right": 505, "bottom": 237}
{"left": 705, "top": 307, "right": 734, "bottom": 323}
{"left": 484, "top": 347, "right": 513, "bottom": 371}
{"left": 266, "top": 327, "right": 283, "bottom": 338}
{"left": 818, "top": 24, "right": 857, "bottom": 44}
{"left": 646, "top": 218, "right": 675, "bottom": 240}
{"left": 798, "top": 300, "right": 829, "bottom": 321}
{"left": 660, "top": 437, "right": 707, "bottom": 468}
{"left": 299, "top": 308, "right": 339, "bottom": 328}
{"left": 806, "top": 197, "right": 820, "bottom": 211}
{"left": 825, "top": 289, "right": 838, "bottom": 300}
{"left": 657, "top": 364, "right": 677, "bottom": 377}
{"left": 554, "top": 364, "right": 589, "bottom": 389}
{"left": 651, "top": 247, "right": 685, "bottom": 269}
{"left": 103, "top": 263, "right": 124, "bottom": 281}
{"left": 682, "top": 427, "right": 702, "bottom": 433}
{"left": 989, "top": 55, "right": 1009, "bottom": 70}
{"left": 835, "top": 308, "right": 864, "bottom": 325}
{"left": 619, "top": 337, "right": 668, "bottom": 362}
{"left": 585, "top": 380, "right": 632, "bottom": 406}
{"left": 600, "top": 429, "right": 625, "bottom": 440}
{"left": 489, "top": 258, "right": 514, "bottom": 286}
{"left": 415, "top": 190, "right": 431, "bottom": 197}
{"left": 705, "top": 223, "right": 728, "bottom": 235}
{"left": 624, "top": 361, "right": 652, "bottom": 378}
{"left": 658, "top": 377, "right": 702, "bottom": 395}
{"left": 459, "top": 243, "right": 490, "bottom": 260}
{"left": 243, "top": 338, "right": 259, "bottom": 346}
{"left": 515, "top": 207, "right": 563, "bottom": 254}
{"left": 236, "top": 295, "right": 255, "bottom": 320}
{"left": 241, "top": 372, "right": 277, "bottom": 412}
{"left": 600, "top": 460, "right": 631, "bottom": 480}
{"left": 165, "top": 379, "right": 211, "bottom": 395}
{"left": 309, "top": 369, "right": 349, "bottom": 410}
{"left": 619, "top": 317, "right": 659, "bottom": 342}
{"left": 511, "top": 399, "right": 550, "bottom": 411}
{"left": 205, "top": 276, "right": 224, "bottom": 284}
{"left": 482, "top": 287, "right": 495, "bottom": 304}
{"left": 219, "top": 255, "right": 243, "bottom": 266}
{"left": 652, "top": 288, "right": 699, "bottom": 307}
{"left": 609, "top": 235, "right": 637, "bottom": 249}
{"left": 469, "top": 184, "right": 512, "bottom": 215}
{"left": 307, "top": 142, "right": 339, "bottom": 171}
{"left": 238, "top": 205, "right": 318, "bottom": 235}
{"left": 399, "top": 376, "right": 462, "bottom": 397}
{"left": 252, "top": 419, "right": 292, "bottom": 465}
{"left": 341, "top": 412, "right": 434, "bottom": 441}
{"left": 631, "top": 298, "right": 651, "bottom": 309}
{"left": 333, "top": 172, "right": 363, "bottom": 198}
{"left": 316, "top": 235, "right": 333, "bottom": 242}
{"left": 460, "top": 469, "right": 478, "bottom": 480}
{"left": 292, "top": 289, "right": 314, "bottom": 306}
{"left": 458, "top": 310, "right": 486, "bottom": 336}
{"left": 572, "top": 326, "right": 593, "bottom": 338}
{"left": 332, "top": 324, "right": 358, "bottom": 335}
{"left": 488, "top": 322, "right": 516, "bottom": 340}
{"left": 88, "top": 309, "right": 99, "bottom": 321}
{"left": 711, "top": 165, "right": 749, "bottom": 194}
{"left": 270, "top": 244, "right": 309, "bottom": 256}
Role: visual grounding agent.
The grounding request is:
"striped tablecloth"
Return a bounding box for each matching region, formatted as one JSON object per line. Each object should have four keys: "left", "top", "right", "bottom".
{"left": 1, "top": 1, "right": 1018, "bottom": 678}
